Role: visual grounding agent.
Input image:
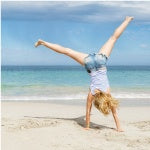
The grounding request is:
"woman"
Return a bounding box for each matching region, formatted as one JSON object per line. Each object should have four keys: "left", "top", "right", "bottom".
{"left": 35, "top": 16, "right": 134, "bottom": 132}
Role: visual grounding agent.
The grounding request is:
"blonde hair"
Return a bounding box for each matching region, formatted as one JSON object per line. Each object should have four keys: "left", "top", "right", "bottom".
{"left": 93, "top": 89, "right": 119, "bottom": 115}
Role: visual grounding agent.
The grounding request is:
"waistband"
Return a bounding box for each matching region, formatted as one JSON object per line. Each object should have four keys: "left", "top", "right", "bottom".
{"left": 89, "top": 66, "right": 107, "bottom": 73}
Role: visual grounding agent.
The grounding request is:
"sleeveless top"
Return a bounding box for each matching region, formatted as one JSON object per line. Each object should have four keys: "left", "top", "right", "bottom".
{"left": 89, "top": 68, "right": 110, "bottom": 95}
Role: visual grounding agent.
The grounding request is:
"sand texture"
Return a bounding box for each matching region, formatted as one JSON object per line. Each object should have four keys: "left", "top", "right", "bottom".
{"left": 2, "top": 101, "right": 150, "bottom": 150}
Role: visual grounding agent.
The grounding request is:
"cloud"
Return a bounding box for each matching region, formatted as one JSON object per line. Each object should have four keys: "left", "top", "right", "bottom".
{"left": 140, "top": 44, "right": 149, "bottom": 48}
{"left": 2, "top": 1, "right": 150, "bottom": 23}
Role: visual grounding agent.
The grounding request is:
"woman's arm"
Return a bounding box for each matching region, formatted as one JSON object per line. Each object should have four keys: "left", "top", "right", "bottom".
{"left": 85, "top": 91, "right": 94, "bottom": 129}
{"left": 111, "top": 106, "right": 124, "bottom": 132}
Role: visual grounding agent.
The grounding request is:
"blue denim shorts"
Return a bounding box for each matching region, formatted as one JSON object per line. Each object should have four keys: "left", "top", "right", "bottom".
{"left": 84, "top": 53, "right": 108, "bottom": 73}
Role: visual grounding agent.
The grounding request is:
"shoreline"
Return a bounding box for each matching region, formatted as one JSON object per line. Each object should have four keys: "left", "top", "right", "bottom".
{"left": 2, "top": 98, "right": 150, "bottom": 107}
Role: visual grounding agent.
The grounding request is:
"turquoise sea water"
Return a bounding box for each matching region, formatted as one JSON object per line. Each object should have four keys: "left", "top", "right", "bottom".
{"left": 1, "top": 66, "right": 150, "bottom": 100}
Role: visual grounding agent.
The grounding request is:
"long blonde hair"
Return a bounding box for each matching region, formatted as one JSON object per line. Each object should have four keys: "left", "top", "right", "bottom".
{"left": 93, "top": 89, "right": 119, "bottom": 115}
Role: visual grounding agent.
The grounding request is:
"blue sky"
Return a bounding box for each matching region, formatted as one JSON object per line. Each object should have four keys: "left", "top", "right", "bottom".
{"left": 1, "top": 1, "right": 150, "bottom": 66}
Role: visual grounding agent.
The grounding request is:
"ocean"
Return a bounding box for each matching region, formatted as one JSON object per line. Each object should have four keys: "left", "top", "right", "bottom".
{"left": 1, "top": 65, "right": 150, "bottom": 101}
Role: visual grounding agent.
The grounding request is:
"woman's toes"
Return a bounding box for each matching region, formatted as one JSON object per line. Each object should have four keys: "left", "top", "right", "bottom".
{"left": 34, "top": 39, "right": 43, "bottom": 47}
{"left": 34, "top": 41, "right": 39, "bottom": 47}
{"left": 126, "top": 16, "right": 134, "bottom": 21}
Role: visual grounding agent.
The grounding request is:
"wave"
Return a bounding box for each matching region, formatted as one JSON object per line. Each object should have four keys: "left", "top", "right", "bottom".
{"left": 112, "top": 93, "right": 150, "bottom": 99}
{"left": 1, "top": 92, "right": 150, "bottom": 101}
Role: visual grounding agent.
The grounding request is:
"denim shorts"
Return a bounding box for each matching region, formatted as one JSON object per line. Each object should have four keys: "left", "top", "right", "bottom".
{"left": 84, "top": 53, "right": 108, "bottom": 73}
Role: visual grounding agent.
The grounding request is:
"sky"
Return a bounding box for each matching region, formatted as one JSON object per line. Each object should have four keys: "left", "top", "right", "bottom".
{"left": 1, "top": 1, "right": 150, "bottom": 66}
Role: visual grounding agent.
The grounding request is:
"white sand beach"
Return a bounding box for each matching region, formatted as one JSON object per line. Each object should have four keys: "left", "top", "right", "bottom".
{"left": 1, "top": 100, "right": 150, "bottom": 150}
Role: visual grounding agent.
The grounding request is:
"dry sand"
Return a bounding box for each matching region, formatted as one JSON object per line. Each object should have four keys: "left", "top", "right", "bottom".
{"left": 1, "top": 100, "right": 150, "bottom": 150}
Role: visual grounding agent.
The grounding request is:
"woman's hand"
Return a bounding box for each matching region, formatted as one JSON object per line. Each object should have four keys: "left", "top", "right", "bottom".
{"left": 116, "top": 128, "right": 124, "bottom": 132}
{"left": 84, "top": 127, "right": 90, "bottom": 130}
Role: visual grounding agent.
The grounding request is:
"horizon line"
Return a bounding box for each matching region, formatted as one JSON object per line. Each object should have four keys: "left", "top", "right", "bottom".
{"left": 1, "top": 65, "right": 150, "bottom": 67}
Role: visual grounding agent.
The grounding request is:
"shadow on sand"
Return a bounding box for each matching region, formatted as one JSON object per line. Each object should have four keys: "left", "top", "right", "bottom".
{"left": 24, "top": 115, "right": 114, "bottom": 130}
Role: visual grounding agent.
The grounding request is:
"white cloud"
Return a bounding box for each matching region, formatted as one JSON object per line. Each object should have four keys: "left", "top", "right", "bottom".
{"left": 2, "top": 1, "right": 150, "bottom": 23}
{"left": 140, "top": 44, "right": 148, "bottom": 48}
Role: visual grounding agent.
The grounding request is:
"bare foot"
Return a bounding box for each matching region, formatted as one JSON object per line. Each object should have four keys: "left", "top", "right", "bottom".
{"left": 126, "top": 16, "right": 134, "bottom": 22}
{"left": 34, "top": 39, "right": 44, "bottom": 47}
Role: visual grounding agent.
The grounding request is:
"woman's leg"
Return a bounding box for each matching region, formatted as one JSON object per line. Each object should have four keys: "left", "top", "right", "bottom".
{"left": 35, "top": 39, "right": 88, "bottom": 66}
{"left": 98, "top": 16, "right": 134, "bottom": 58}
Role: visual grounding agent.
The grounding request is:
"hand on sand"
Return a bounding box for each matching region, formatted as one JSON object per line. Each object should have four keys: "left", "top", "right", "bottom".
{"left": 84, "top": 127, "right": 90, "bottom": 130}
{"left": 34, "top": 39, "right": 44, "bottom": 47}
{"left": 116, "top": 128, "right": 124, "bottom": 132}
{"left": 126, "top": 16, "right": 134, "bottom": 21}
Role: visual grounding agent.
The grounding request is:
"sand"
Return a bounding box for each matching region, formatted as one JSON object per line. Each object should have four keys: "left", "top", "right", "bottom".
{"left": 1, "top": 100, "right": 150, "bottom": 150}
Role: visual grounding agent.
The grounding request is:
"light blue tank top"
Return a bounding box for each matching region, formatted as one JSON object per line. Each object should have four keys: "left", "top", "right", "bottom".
{"left": 89, "top": 67, "right": 110, "bottom": 95}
